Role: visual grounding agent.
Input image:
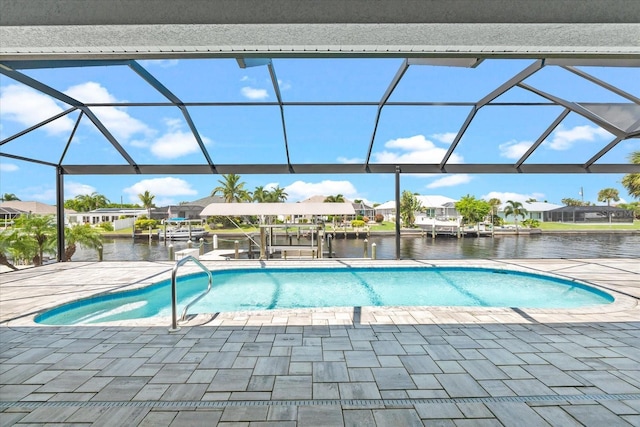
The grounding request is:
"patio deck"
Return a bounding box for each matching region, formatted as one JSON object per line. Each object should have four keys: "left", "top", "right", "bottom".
{"left": 1, "top": 258, "right": 639, "bottom": 426}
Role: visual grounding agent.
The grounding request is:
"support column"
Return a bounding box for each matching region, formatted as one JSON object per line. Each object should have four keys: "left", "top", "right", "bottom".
{"left": 56, "top": 166, "right": 66, "bottom": 262}
{"left": 395, "top": 165, "right": 401, "bottom": 260}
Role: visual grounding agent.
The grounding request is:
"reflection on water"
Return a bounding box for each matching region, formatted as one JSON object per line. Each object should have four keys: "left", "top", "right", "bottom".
{"left": 71, "top": 233, "right": 640, "bottom": 262}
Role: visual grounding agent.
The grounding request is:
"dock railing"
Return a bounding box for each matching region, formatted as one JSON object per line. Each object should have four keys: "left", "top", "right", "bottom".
{"left": 169, "top": 255, "right": 212, "bottom": 332}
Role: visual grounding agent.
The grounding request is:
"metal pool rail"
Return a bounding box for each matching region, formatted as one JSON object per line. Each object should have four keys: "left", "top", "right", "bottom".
{"left": 169, "top": 255, "right": 212, "bottom": 332}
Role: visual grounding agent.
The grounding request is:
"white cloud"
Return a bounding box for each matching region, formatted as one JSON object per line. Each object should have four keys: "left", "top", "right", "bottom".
{"left": 481, "top": 191, "right": 545, "bottom": 204}
{"left": 20, "top": 186, "right": 56, "bottom": 203}
{"left": 431, "top": 132, "right": 457, "bottom": 144}
{"left": 499, "top": 140, "right": 533, "bottom": 159}
{"left": 337, "top": 156, "right": 364, "bottom": 164}
{"left": 0, "top": 163, "right": 19, "bottom": 172}
{"left": 277, "top": 79, "right": 292, "bottom": 90}
{"left": 138, "top": 59, "right": 179, "bottom": 68}
{"left": 240, "top": 75, "right": 255, "bottom": 83}
{"left": 150, "top": 131, "right": 210, "bottom": 159}
{"left": 373, "top": 135, "right": 463, "bottom": 164}
{"left": 123, "top": 177, "right": 198, "bottom": 203}
{"left": 65, "top": 82, "right": 152, "bottom": 141}
{"left": 0, "top": 84, "right": 74, "bottom": 134}
{"left": 284, "top": 180, "right": 358, "bottom": 202}
{"left": 65, "top": 181, "right": 97, "bottom": 198}
{"left": 426, "top": 174, "right": 472, "bottom": 189}
{"left": 546, "top": 125, "right": 611, "bottom": 151}
{"left": 241, "top": 86, "right": 269, "bottom": 100}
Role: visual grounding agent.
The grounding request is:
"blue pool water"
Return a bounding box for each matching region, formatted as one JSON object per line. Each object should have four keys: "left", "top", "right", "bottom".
{"left": 35, "top": 267, "right": 614, "bottom": 325}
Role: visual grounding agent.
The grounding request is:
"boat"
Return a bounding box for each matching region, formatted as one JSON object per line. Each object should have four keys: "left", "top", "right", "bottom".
{"left": 158, "top": 218, "right": 209, "bottom": 241}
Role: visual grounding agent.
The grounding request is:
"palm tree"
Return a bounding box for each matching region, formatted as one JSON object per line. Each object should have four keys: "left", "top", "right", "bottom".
{"left": 13, "top": 214, "right": 56, "bottom": 265}
{"left": 324, "top": 194, "right": 345, "bottom": 203}
{"left": 1, "top": 193, "right": 20, "bottom": 202}
{"left": 211, "top": 174, "right": 251, "bottom": 202}
{"left": 252, "top": 186, "right": 268, "bottom": 202}
{"left": 0, "top": 229, "right": 19, "bottom": 271}
{"left": 138, "top": 190, "right": 156, "bottom": 217}
{"left": 597, "top": 188, "right": 620, "bottom": 206}
{"left": 622, "top": 151, "right": 640, "bottom": 199}
{"left": 488, "top": 198, "right": 501, "bottom": 225}
{"left": 503, "top": 200, "right": 528, "bottom": 234}
{"left": 400, "top": 190, "right": 423, "bottom": 227}
{"left": 62, "top": 224, "right": 103, "bottom": 261}
{"left": 73, "top": 192, "right": 110, "bottom": 211}
{"left": 269, "top": 186, "right": 288, "bottom": 202}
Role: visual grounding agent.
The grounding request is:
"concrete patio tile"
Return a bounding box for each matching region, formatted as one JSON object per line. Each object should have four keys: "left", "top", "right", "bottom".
{"left": 138, "top": 411, "right": 178, "bottom": 426}
{"left": 562, "top": 404, "right": 634, "bottom": 426}
{"left": 313, "top": 361, "right": 350, "bottom": 382}
{"left": 425, "top": 345, "right": 464, "bottom": 361}
{"left": 199, "top": 351, "right": 239, "bottom": 369}
{"left": 339, "top": 382, "right": 381, "bottom": 399}
{"left": 415, "top": 402, "right": 464, "bottom": 419}
{"left": 187, "top": 368, "right": 218, "bottom": 384}
{"left": 532, "top": 406, "right": 587, "bottom": 427}
{"left": 92, "top": 376, "right": 151, "bottom": 401}
{"left": 290, "top": 361, "right": 313, "bottom": 375}
{"left": 348, "top": 368, "right": 374, "bottom": 382}
{"left": 459, "top": 359, "right": 509, "bottom": 380}
{"left": 344, "top": 351, "right": 380, "bottom": 368}
{"left": 485, "top": 402, "right": 551, "bottom": 427}
{"left": 161, "top": 383, "right": 208, "bottom": 400}
{"left": 35, "top": 370, "right": 98, "bottom": 393}
{"left": 267, "top": 405, "right": 297, "bottom": 421}
{"left": 371, "top": 367, "right": 416, "bottom": 390}
{"left": 150, "top": 363, "right": 198, "bottom": 383}
{"left": 322, "top": 337, "right": 353, "bottom": 351}
{"left": 254, "top": 356, "right": 289, "bottom": 375}
{"left": 220, "top": 406, "right": 268, "bottom": 422}
{"left": 456, "top": 402, "right": 494, "bottom": 418}
{"left": 523, "top": 365, "right": 583, "bottom": 387}
{"left": 247, "top": 375, "right": 275, "bottom": 391}
{"left": 291, "top": 345, "right": 323, "bottom": 362}
{"left": 436, "top": 373, "right": 489, "bottom": 398}
{"left": 372, "top": 408, "right": 423, "bottom": 426}
{"left": 239, "top": 342, "right": 272, "bottom": 357}
{"left": 343, "top": 409, "right": 376, "bottom": 427}
{"left": 208, "top": 369, "right": 253, "bottom": 392}
{"left": 313, "top": 382, "right": 340, "bottom": 399}
{"left": 575, "top": 370, "right": 640, "bottom": 394}
{"left": 272, "top": 376, "right": 312, "bottom": 399}
{"left": 478, "top": 348, "right": 525, "bottom": 365}
{"left": 133, "top": 383, "right": 170, "bottom": 401}
{"left": 371, "top": 340, "right": 406, "bottom": 355}
{"left": 298, "top": 405, "right": 344, "bottom": 426}
{"left": 504, "top": 379, "right": 556, "bottom": 396}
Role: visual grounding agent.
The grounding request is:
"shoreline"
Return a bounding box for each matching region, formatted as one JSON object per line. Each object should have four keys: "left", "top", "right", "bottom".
{"left": 104, "top": 227, "right": 640, "bottom": 239}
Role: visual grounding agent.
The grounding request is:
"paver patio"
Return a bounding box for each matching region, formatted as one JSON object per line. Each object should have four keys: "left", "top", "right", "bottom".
{"left": 1, "top": 258, "right": 639, "bottom": 426}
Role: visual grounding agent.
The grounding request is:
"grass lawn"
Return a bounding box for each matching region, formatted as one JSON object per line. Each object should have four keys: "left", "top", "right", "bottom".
{"left": 537, "top": 221, "right": 640, "bottom": 231}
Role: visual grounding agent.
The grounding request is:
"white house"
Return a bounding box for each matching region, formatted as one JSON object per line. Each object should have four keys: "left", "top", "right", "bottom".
{"left": 375, "top": 195, "right": 459, "bottom": 222}
{"left": 498, "top": 201, "right": 562, "bottom": 223}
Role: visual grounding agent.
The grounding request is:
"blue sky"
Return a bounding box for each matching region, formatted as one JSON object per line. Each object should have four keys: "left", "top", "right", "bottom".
{"left": 1, "top": 58, "right": 638, "bottom": 207}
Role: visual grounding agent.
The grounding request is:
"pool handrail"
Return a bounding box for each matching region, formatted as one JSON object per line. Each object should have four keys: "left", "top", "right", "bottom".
{"left": 169, "top": 255, "right": 212, "bottom": 331}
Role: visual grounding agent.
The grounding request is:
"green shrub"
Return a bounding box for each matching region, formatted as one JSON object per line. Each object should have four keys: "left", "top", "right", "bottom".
{"left": 351, "top": 219, "right": 366, "bottom": 228}
{"left": 135, "top": 218, "right": 158, "bottom": 230}
{"left": 98, "top": 222, "right": 114, "bottom": 231}
{"left": 522, "top": 219, "right": 540, "bottom": 228}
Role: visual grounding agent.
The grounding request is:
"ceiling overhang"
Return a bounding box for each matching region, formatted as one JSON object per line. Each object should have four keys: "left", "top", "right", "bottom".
{"left": 2, "top": 0, "right": 640, "bottom": 60}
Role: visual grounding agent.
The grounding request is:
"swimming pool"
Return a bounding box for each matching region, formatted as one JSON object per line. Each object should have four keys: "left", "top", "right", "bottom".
{"left": 35, "top": 267, "right": 614, "bottom": 325}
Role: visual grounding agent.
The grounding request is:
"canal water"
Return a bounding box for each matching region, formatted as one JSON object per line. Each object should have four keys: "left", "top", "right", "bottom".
{"left": 71, "top": 233, "right": 640, "bottom": 262}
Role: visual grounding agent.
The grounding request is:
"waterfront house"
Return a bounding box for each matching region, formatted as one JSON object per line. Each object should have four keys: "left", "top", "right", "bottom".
{"left": 498, "top": 201, "right": 562, "bottom": 223}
